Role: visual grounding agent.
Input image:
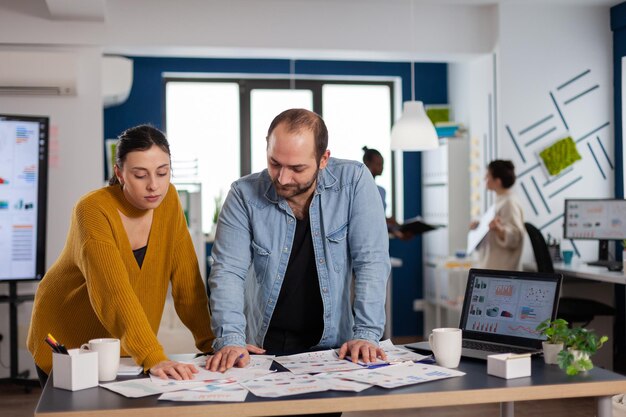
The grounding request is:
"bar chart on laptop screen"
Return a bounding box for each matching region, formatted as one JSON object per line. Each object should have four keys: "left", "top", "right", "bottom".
{"left": 0, "top": 115, "right": 48, "bottom": 281}
{"left": 466, "top": 278, "right": 557, "bottom": 339}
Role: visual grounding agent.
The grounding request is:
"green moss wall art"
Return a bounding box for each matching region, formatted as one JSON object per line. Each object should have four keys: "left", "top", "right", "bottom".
{"left": 539, "top": 136, "right": 582, "bottom": 176}
{"left": 425, "top": 105, "right": 450, "bottom": 124}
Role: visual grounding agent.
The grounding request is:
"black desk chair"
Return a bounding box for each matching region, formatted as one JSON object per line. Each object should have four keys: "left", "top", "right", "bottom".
{"left": 524, "top": 222, "right": 615, "bottom": 327}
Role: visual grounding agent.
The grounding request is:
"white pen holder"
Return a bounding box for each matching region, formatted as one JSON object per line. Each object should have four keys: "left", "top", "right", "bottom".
{"left": 52, "top": 349, "right": 99, "bottom": 391}
{"left": 487, "top": 353, "right": 531, "bottom": 379}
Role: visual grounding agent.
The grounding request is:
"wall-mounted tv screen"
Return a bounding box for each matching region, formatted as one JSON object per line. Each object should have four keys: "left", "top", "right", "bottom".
{"left": 0, "top": 114, "right": 48, "bottom": 281}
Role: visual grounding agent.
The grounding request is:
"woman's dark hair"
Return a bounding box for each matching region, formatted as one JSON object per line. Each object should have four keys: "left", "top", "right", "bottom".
{"left": 362, "top": 146, "right": 383, "bottom": 164}
{"left": 488, "top": 159, "right": 516, "bottom": 189}
{"left": 108, "top": 125, "right": 171, "bottom": 186}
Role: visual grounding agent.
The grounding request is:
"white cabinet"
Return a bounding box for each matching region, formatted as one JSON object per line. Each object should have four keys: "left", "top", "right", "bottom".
{"left": 421, "top": 138, "right": 470, "bottom": 335}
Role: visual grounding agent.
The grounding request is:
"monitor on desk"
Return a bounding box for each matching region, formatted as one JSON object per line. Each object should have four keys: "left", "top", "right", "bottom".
{"left": 564, "top": 199, "right": 626, "bottom": 267}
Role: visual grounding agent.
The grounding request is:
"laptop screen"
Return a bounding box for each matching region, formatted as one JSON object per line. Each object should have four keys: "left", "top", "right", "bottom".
{"left": 460, "top": 268, "right": 562, "bottom": 349}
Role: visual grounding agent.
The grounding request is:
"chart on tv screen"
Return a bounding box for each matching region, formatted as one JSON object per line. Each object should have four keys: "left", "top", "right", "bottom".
{"left": 0, "top": 117, "right": 46, "bottom": 280}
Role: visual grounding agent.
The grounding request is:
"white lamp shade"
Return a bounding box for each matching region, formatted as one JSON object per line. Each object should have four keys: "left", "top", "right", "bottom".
{"left": 390, "top": 101, "right": 439, "bottom": 151}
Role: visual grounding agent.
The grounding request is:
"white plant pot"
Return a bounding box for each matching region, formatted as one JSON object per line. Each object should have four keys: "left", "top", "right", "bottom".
{"left": 570, "top": 348, "right": 590, "bottom": 362}
{"left": 569, "top": 348, "right": 592, "bottom": 373}
{"left": 542, "top": 341, "right": 563, "bottom": 365}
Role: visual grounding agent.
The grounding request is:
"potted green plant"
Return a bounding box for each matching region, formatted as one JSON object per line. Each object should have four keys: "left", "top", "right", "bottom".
{"left": 536, "top": 318, "right": 568, "bottom": 365}
{"left": 557, "top": 327, "right": 608, "bottom": 375}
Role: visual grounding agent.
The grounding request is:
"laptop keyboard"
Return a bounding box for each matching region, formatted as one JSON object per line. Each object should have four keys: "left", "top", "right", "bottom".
{"left": 462, "top": 340, "right": 533, "bottom": 354}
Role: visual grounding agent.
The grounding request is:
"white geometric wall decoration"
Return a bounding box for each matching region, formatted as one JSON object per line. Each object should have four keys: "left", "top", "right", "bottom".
{"left": 504, "top": 69, "right": 613, "bottom": 259}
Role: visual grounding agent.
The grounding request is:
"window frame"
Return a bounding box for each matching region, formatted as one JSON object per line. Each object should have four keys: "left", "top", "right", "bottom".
{"left": 163, "top": 75, "right": 398, "bottom": 217}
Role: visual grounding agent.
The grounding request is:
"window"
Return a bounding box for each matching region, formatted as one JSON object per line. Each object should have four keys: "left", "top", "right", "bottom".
{"left": 165, "top": 81, "right": 240, "bottom": 233}
{"left": 322, "top": 84, "right": 392, "bottom": 214}
{"left": 250, "top": 89, "right": 313, "bottom": 173}
{"left": 165, "top": 77, "right": 395, "bottom": 232}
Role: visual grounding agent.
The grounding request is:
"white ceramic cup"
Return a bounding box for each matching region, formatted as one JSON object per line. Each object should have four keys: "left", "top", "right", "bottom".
{"left": 428, "top": 328, "right": 462, "bottom": 368}
{"left": 80, "top": 338, "right": 120, "bottom": 381}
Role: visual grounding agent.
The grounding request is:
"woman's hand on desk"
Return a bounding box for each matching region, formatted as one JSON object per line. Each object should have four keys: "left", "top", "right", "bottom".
{"left": 150, "top": 360, "right": 199, "bottom": 380}
{"left": 206, "top": 344, "right": 266, "bottom": 372}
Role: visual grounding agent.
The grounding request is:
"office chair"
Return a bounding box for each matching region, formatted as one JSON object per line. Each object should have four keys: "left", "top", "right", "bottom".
{"left": 524, "top": 222, "right": 615, "bottom": 327}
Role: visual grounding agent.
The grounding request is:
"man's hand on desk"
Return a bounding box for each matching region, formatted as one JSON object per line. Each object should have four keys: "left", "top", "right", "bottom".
{"left": 150, "top": 360, "right": 199, "bottom": 380}
{"left": 205, "top": 344, "right": 266, "bottom": 372}
{"left": 338, "top": 339, "right": 387, "bottom": 364}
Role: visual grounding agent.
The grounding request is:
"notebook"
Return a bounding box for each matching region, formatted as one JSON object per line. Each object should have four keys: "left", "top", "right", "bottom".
{"left": 407, "top": 268, "right": 563, "bottom": 360}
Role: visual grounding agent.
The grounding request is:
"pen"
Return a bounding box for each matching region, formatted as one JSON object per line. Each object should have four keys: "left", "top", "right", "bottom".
{"left": 44, "top": 338, "right": 61, "bottom": 353}
{"left": 46, "top": 333, "right": 69, "bottom": 354}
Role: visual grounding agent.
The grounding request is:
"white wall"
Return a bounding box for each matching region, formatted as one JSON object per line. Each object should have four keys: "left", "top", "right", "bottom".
{"left": 450, "top": 54, "right": 497, "bottom": 222}
{"left": 497, "top": 4, "right": 613, "bottom": 262}
{"left": 0, "top": 46, "right": 103, "bottom": 379}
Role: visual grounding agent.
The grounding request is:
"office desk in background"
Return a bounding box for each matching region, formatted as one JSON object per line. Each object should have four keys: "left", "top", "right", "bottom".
{"left": 35, "top": 358, "right": 626, "bottom": 417}
{"left": 524, "top": 261, "right": 626, "bottom": 374}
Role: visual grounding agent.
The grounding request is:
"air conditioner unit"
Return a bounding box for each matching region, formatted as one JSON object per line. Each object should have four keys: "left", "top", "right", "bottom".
{"left": 0, "top": 51, "right": 77, "bottom": 96}
{"left": 102, "top": 56, "right": 133, "bottom": 108}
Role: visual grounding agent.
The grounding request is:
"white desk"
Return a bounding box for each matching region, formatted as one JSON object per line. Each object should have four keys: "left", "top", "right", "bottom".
{"left": 552, "top": 261, "right": 626, "bottom": 285}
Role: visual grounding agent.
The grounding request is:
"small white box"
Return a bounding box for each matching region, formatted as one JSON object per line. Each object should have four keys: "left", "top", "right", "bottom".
{"left": 487, "top": 353, "right": 531, "bottom": 379}
{"left": 52, "top": 349, "right": 99, "bottom": 391}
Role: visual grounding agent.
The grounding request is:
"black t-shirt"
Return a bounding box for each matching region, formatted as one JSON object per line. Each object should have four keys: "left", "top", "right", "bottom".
{"left": 264, "top": 216, "right": 324, "bottom": 354}
{"left": 133, "top": 245, "right": 147, "bottom": 268}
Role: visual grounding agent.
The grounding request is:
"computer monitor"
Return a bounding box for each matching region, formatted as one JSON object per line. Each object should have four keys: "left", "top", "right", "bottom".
{"left": 0, "top": 114, "right": 49, "bottom": 281}
{"left": 564, "top": 199, "right": 626, "bottom": 266}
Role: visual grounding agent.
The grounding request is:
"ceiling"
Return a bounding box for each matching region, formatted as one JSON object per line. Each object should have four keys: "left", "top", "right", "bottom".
{"left": 39, "top": 0, "right": 625, "bottom": 23}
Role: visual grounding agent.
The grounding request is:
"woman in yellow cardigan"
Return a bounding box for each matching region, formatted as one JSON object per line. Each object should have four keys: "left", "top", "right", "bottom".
{"left": 27, "top": 125, "right": 214, "bottom": 386}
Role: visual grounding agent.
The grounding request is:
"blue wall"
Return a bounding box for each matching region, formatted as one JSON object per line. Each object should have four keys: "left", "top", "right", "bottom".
{"left": 104, "top": 57, "right": 448, "bottom": 337}
{"left": 610, "top": 1, "right": 626, "bottom": 375}
{"left": 612, "top": 3, "right": 626, "bottom": 199}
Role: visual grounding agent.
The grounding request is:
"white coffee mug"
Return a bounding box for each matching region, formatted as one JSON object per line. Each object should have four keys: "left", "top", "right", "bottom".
{"left": 428, "top": 328, "right": 462, "bottom": 368}
{"left": 80, "top": 338, "right": 120, "bottom": 381}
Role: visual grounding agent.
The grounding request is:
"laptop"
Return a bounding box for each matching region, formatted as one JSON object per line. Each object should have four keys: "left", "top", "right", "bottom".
{"left": 407, "top": 268, "right": 562, "bottom": 360}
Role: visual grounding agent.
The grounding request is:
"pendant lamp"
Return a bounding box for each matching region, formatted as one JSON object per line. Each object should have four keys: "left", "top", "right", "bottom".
{"left": 390, "top": 0, "right": 438, "bottom": 152}
{"left": 390, "top": 100, "right": 438, "bottom": 151}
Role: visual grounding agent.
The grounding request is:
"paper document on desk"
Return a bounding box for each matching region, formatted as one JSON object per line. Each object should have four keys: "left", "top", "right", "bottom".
{"left": 100, "top": 378, "right": 204, "bottom": 398}
{"left": 241, "top": 372, "right": 329, "bottom": 397}
{"left": 466, "top": 204, "right": 495, "bottom": 255}
{"left": 312, "top": 373, "right": 372, "bottom": 392}
{"left": 117, "top": 357, "right": 142, "bottom": 376}
{"left": 337, "top": 339, "right": 431, "bottom": 368}
{"left": 158, "top": 380, "right": 248, "bottom": 402}
{"left": 335, "top": 362, "right": 465, "bottom": 389}
{"left": 379, "top": 339, "right": 430, "bottom": 363}
{"left": 150, "top": 355, "right": 275, "bottom": 385}
{"left": 274, "top": 350, "right": 363, "bottom": 374}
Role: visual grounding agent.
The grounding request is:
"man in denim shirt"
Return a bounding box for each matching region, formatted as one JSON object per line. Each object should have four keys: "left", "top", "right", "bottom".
{"left": 207, "top": 109, "right": 391, "bottom": 372}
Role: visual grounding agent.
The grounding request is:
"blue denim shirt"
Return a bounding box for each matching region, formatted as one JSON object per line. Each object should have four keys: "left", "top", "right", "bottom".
{"left": 208, "top": 158, "right": 390, "bottom": 351}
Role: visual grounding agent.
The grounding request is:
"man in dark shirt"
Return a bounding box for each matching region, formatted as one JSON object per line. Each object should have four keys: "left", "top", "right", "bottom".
{"left": 207, "top": 108, "right": 390, "bottom": 373}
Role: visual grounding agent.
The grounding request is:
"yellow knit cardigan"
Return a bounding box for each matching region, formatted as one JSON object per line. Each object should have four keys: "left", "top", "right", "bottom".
{"left": 27, "top": 184, "right": 214, "bottom": 374}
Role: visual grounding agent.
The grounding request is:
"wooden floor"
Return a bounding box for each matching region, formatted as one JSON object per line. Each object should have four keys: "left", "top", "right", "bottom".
{"left": 0, "top": 382, "right": 597, "bottom": 417}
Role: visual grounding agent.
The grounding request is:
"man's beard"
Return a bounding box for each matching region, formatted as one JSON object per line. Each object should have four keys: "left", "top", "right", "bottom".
{"left": 272, "top": 168, "right": 319, "bottom": 199}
